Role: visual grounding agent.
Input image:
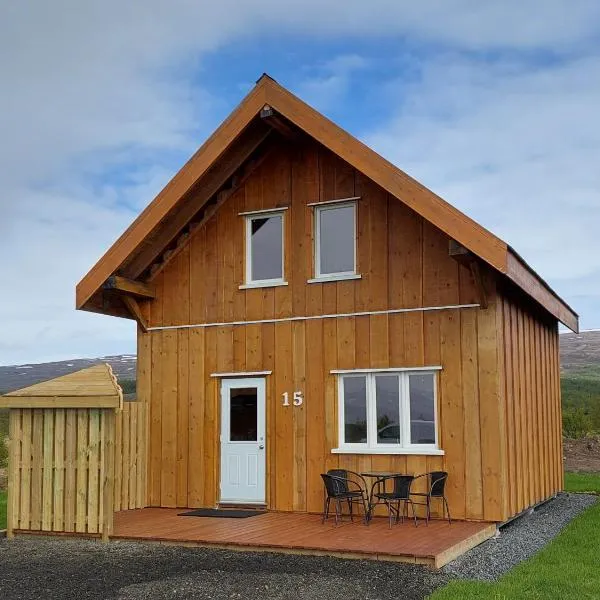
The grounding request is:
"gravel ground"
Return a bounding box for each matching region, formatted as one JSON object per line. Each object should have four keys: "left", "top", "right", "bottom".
{"left": 443, "top": 492, "right": 598, "bottom": 581}
{"left": 0, "top": 536, "right": 449, "bottom": 600}
{"left": 0, "top": 493, "right": 595, "bottom": 599}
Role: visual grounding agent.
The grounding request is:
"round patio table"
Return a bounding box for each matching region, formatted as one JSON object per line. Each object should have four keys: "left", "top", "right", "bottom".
{"left": 360, "top": 471, "right": 407, "bottom": 521}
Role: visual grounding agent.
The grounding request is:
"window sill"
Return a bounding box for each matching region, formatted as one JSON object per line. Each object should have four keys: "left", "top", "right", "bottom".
{"left": 307, "top": 274, "right": 362, "bottom": 284}
{"left": 331, "top": 447, "right": 444, "bottom": 456}
{"left": 239, "top": 281, "right": 288, "bottom": 290}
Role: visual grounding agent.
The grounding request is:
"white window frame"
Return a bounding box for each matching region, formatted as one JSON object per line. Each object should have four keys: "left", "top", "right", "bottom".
{"left": 332, "top": 369, "right": 443, "bottom": 456}
{"left": 311, "top": 200, "right": 358, "bottom": 282}
{"left": 242, "top": 209, "right": 287, "bottom": 289}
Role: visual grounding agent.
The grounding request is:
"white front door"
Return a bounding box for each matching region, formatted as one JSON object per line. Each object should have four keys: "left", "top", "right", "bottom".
{"left": 220, "top": 378, "right": 266, "bottom": 504}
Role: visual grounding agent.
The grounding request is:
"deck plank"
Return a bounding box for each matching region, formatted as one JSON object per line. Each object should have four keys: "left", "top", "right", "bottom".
{"left": 112, "top": 509, "right": 495, "bottom": 567}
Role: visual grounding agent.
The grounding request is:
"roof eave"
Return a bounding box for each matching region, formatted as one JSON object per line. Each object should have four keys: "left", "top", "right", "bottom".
{"left": 506, "top": 246, "right": 579, "bottom": 333}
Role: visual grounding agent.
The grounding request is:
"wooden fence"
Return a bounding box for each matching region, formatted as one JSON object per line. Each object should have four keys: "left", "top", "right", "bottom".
{"left": 114, "top": 402, "right": 146, "bottom": 511}
{"left": 6, "top": 402, "right": 146, "bottom": 540}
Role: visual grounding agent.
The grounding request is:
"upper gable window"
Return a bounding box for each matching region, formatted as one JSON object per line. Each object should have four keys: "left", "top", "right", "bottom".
{"left": 242, "top": 209, "right": 286, "bottom": 288}
{"left": 312, "top": 200, "right": 358, "bottom": 281}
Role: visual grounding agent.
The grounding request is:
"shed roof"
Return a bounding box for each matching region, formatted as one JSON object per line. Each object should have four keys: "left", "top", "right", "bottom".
{"left": 0, "top": 364, "right": 123, "bottom": 409}
{"left": 76, "top": 74, "right": 578, "bottom": 332}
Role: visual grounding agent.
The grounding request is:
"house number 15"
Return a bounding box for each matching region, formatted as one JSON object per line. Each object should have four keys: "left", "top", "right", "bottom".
{"left": 282, "top": 391, "right": 304, "bottom": 406}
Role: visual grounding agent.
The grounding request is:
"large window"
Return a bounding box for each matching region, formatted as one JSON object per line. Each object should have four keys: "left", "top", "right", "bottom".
{"left": 244, "top": 210, "right": 285, "bottom": 287}
{"left": 313, "top": 201, "right": 357, "bottom": 280}
{"left": 335, "top": 370, "right": 441, "bottom": 454}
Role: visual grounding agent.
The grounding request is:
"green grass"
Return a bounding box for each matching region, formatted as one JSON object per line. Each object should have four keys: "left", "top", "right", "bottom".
{"left": 0, "top": 491, "right": 6, "bottom": 530}
{"left": 564, "top": 471, "right": 600, "bottom": 494}
{"left": 429, "top": 473, "right": 600, "bottom": 599}
{"left": 561, "top": 366, "right": 600, "bottom": 436}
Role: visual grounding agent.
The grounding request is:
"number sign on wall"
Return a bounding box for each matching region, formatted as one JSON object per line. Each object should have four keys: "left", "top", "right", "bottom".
{"left": 282, "top": 391, "right": 304, "bottom": 406}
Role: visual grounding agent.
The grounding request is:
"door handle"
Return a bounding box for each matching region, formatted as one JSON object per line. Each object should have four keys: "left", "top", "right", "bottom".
{"left": 259, "top": 445, "right": 265, "bottom": 450}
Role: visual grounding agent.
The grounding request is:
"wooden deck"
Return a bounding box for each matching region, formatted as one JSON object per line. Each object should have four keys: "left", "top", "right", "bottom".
{"left": 112, "top": 509, "right": 496, "bottom": 568}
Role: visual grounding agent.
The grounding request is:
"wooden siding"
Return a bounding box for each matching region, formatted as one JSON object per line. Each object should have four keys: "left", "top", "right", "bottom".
{"left": 77, "top": 76, "right": 578, "bottom": 335}
{"left": 138, "top": 140, "right": 513, "bottom": 522}
{"left": 499, "top": 290, "right": 563, "bottom": 517}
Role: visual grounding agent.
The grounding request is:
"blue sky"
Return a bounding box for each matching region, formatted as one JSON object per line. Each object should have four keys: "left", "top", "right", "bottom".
{"left": 1, "top": 1, "right": 600, "bottom": 364}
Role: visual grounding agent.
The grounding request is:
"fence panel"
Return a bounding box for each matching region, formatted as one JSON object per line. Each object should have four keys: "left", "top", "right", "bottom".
{"left": 7, "top": 402, "right": 147, "bottom": 539}
{"left": 113, "top": 402, "right": 147, "bottom": 512}
{"left": 7, "top": 407, "right": 115, "bottom": 539}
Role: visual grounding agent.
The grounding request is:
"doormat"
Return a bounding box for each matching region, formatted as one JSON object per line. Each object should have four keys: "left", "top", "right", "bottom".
{"left": 178, "top": 508, "right": 265, "bottom": 519}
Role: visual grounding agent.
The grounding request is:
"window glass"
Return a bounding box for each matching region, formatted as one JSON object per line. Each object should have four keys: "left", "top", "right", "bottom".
{"left": 343, "top": 376, "right": 367, "bottom": 443}
{"left": 249, "top": 215, "right": 283, "bottom": 282}
{"left": 375, "top": 375, "right": 400, "bottom": 444}
{"left": 318, "top": 204, "right": 355, "bottom": 275}
{"left": 229, "top": 388, "right": 258, "bottom": 442}
{"left": 337, "top": 370, "right": 439, "bottom": 452}
{"left": 409, "top": 374, "right": 436, "bottom": 444}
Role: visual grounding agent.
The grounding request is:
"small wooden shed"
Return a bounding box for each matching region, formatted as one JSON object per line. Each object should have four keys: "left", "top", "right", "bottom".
{"left": 1, "top": 364, "right": 145, "bottom": 540}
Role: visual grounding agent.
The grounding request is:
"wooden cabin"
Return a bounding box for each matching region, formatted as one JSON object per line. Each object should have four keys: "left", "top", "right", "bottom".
{"left": 76, "top": 75, "right": 578, "bottom": 525}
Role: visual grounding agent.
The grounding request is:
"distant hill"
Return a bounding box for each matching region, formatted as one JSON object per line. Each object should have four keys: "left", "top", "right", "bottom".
{"left": 560, "top": 330, "right": 600, "bottom": 374}
{"left": 0, "top": 355, "right": 137, "bottom": 394}
{"left": 1, "top": 330, "right": 599, "bottom": 392}
{"left": 559, "top": 331, "right": 600, "bottom": 437}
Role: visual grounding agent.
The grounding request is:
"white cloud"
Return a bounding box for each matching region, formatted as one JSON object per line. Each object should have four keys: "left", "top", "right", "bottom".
{"left": 1, "top": 1, "right": 599, "bottom": 363}
{"left": 365, "top": 52, "right": 600, "bottom": 308}
{"left": 295, "top": 54, "right": 370, "bottom": 110}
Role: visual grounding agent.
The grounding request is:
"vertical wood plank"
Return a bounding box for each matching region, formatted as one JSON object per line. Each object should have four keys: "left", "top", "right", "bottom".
{"left": 102, "top": 410, "right": 116, "bottom": 541}
{"left": 204, "top": 327, "right": 218, "bottom": 506}
{"left": 121, "top": 404, "right": 130, "bottom": 510}
{"left": 129, "top": 404, "right": 138, "bottom": 509}
{"left": 292, "top": 322, "right": 307, "bottom": 512}
{"left": 477, "top": 292, "right": 507, "bottom": 522}
{"left": 149, "top": 330, "right": 163, "bottom": 506}
{"left": 461, "top": 307, "right": 483, "bottom": 520}
{"left": 136, "top": 327, "right": 151, "bottom": 509}
{"left": 64, "top": 410, "right": 76, "bottom": 532}
{"left": 113, "top": 404, "right": 123, "bottom": 511}
{"left": 262, "top": 322, "right": 276, "bottom": 508}
{"left": 188, "top": 327, "right": 206, "bottom": 507}
{"left": 274, "top": 321, "right": 293, "bottom": 511}
{"left": 19, "top": 409, "right": 32, "bottom": 530}
{"left": 502, "top": 299, "right": 517, "bottom": 516}
{"left": 75, "top": 410, "right": 88, "bottom": 533}
{"left": 7, "top": 411, "right": 20, "bottom": 538}
{"left": 305, "top": 319, "right": 324, "bottom": 512}
{"left": 53, "top": 409, "right": 65, "bottom": 531}
{"left": 30, "top": 409, "right": 44, "bottom": 530}
{"left": 509, "top": 302, "right": 522, "bottom": 513}
{"left": 87, "top": 409, "right": 100, "bottom": 533}
{"left": 161, "top": 330, "right": 178, "bottom": 507}
{"left": 136, "top": 403, "right": 146, "bottom": 508}
{"left": 176, "top": 329, "right": 190, "bottom": 507}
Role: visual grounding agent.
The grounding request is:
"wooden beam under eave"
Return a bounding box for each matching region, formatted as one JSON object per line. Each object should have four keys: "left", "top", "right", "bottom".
{"left": 122, "top": 120, "right": 272, "bottom": 280}
{"left": 469, "top": 261, "right": 488, "bottom": 309}
{"left": 449, "top": 240, "right": 488, "bottom": 309}
{"left": 146, "top": 143, "right": 279, "bottom": 282}
{"left": 261, "top": 105, "right": 301, "bottom": 140}
{"left": 103, "top": 275, "right": 155, "bottom": 299}
{"left": 449, "top": 239, "right": 473, "bottom": 264}
{"left": 121, "top": 295, "right": 149, "bottom": 333}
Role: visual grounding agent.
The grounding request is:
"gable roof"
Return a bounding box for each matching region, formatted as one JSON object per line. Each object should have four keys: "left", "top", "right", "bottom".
{"left": 0, "top": 364, "right": 123, "bottom": 409}
{"left": 76, "top": 74, "right": 578, "bottom": 332}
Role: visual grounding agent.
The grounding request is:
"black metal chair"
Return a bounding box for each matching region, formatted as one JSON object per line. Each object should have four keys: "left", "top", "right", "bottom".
{"left": 320, "top": 469, "right": 369, "bottom": 526}
{"left": 372, "top": 474, "right": 418, "bottom": 529}
{"left": 411, "top": 471, "right": 451, "bottom": 525}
